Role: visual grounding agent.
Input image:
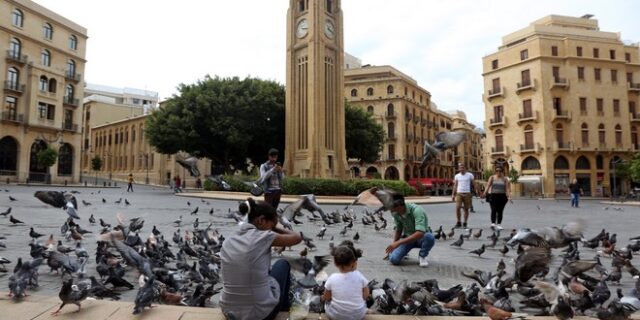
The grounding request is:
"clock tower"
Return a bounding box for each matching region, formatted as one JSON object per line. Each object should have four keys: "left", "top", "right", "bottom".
{"left": 284, "top": 0, "right": 348, "bottom": 179}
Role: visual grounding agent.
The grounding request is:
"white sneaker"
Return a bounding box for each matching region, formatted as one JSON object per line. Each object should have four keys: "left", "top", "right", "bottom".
{"left": 419, "top": 256, "right": 429, "bottom": 267}
{"left": 496, "top": 225, "right": 504, "bottom": 230}
{"left": 491, "top": 223, "right": 496, "bottom": 229}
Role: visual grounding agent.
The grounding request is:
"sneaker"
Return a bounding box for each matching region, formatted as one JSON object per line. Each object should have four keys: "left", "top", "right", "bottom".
{"left": 496, "top": 225, "right": 504, "bottom": 230}
{"left": 463, "top": 222, "right": 468, "bottom": 228}
{"left": 455, "top": 221, "right": 462, "bottom": 228}
{"left": 491, "top": 223, "right": 496, "bottom": 229}
{"left": 419, "top": 256, "right": 429, "bottom": 267}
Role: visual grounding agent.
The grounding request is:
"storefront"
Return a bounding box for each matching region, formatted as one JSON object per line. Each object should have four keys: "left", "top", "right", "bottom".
{"left": 518, "top": 175, "right": 543, "bottom": 198}
{"left": 554, "top": 174, "right": 569, "bottom": 195}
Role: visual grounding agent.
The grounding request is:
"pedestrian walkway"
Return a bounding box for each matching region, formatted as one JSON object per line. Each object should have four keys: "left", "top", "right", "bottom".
{"left": 176, "top": 190, "right": 452, "bottom": 205}
{"left": 0, "top": 292, "right": 615, "bottom": 320}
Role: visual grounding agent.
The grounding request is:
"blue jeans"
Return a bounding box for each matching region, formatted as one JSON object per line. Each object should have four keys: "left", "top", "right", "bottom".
{"left": 263, "top": 259, "right": 291, "bottom": 320}
{"left": 570, "top": 193, "right": 580, "bottom": 207}
{"left": 389, "top": 233, "right": 435, "bottom": 265}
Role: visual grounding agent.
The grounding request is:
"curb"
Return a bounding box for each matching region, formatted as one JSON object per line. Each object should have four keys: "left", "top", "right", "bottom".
{"left": 600, "top": 201, "right": 640, "bottom": 207}
{"left": 15, "top": 183, "right": 121, "bottom": 189}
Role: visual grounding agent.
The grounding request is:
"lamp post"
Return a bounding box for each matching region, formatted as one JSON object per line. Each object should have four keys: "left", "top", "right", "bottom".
{"left": 611, "top": 158, "right": 626, "bottom": 200}
{"left": 138, "top": 152, "right": 149, "bottom": 185}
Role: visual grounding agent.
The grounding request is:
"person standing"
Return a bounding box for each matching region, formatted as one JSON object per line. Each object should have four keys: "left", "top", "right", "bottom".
{"left": 569, "top": 178, "right": 583, "bottom": 208}
{"left": 385, "top": 194, "right": 435, "bottom": 267}
{"left": 259, "top": 148, "right": 284, "bottom": 209}
{"left": 174, "top": 176, "right": 182, "bottom": 193}
{"left": 452, "top": 163, "right": 474, "bottom": 228}
{"left": 482, "top": 166, "right": 511, "bottom": 230}
{"left": 127, "top": 174, "right": 134, "bottom": 192}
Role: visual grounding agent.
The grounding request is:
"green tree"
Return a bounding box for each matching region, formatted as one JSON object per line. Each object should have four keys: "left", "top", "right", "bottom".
{"left": 344, "top": 101, "right": 385, "bottom": 163}
{"left": 145, "top": 76, "right": 285, "bottom": 173}
{"left": 629, "top": 153, "right": 640, "bottom": 183}
{"left": 37, "top": 147, "right": 58, "bottom": 184}
{"left": 508, "top": 167, "right": 520, "bottom": 183}
{"left": 482, "top": 169, "right": 493, "bottom": 180}
{"left": 91, "top": 155, "right": 103, "bottom": 185}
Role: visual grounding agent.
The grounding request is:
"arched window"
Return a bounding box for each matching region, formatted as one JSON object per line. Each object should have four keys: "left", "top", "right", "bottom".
{"left": 615, "top": 124, "right": 622, "bottom": 145}
{"left": 632, "top": 126, "right": 638, "bottom": 149}
{"left": 66, "top": 59, "right": 76, "bottom": 77}
{"left": 350, "top": 89, "right": 357, "bottom": 97}
{"left": 41, "top": 49, "right": 51, "bottom": 66}
{"left": 57, "top": 143, "right": 73, "bottom": 176}
{"left": 521, "top": 156, "right": 541, "bottom": 170}
{"left": 65, "top": 84, "right": 74, "bottom": 100}
{"left": 12, "top": 9, "right": 23, "bottom": 27}
{"left": 581, "top": 123, "right": 589, "bottom": 146}
{"left": 48, "top": 78, "right": 57, "bottom": 93}
{"left": 576, "top": 156, "right": 591, "bottom": 170}
{"left": 596, "top": 155, "right": 604, "bottom": 170}
{"left": 0, "top": 136, "right": 19, "bottom": 173}
{"left": 555, "top": 123, "right": 563, "bottom": 145}
{"left": 387, "top": 103, "right": 394, "bottom": 116}
{"left": 598, "top": 123, "right": 605, "bottom": 144}
{"left": 7, "top": 67, "right": 19, "bottom": 87}
{"left": 387, "top": 85, "right": 394, "bottom": 94}
{"left": 495, "top": 129, "right": 503, "bottom": 150}
{"left": 366, "top": 87, "right": 374, "bottom": 96}
{"left": 366, "top": 105, "right": 374, "bottom": 114}
{"left": 554, "top": 156, "right": 569, "bottom": 170}
{"left": 387, "top": 122, "right": 395, "bottom": 138}
{"left": 9, "top": 38, "right": 21, "bottom": 57}
{"left": 68, "top": 35, "right": 78, "bottom": 50}
{"left": 524, "top": 124, "right": 534, "bottom": 149}
{"left": 43, "top": 22, "right": 53, "bottom": 40}
{"left": 39, "top": 75, "right": 48, "bottom": 91}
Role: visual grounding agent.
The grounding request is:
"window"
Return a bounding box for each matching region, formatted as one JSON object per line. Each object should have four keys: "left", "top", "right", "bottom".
{"left": 326, "top": 0, "right": 333, "bottom": 13}
{"left": 593, "top": 48, "right": 599, "bottom": 58}
{"left": 65, "top": 84, "right": 74, "bottom": 100}
{"left": 520, "top": 49, "right": 528, "bottom": 60}
{"left": 387, "top": 122, "right": 395, "bottom": 138}
{"left": 632, "top": 126, "right": 638, "bottom": 149}
{"left": 495, "top": 129, "right": 503, "bottom": 150}
{"left": 553, "top": 97, "right": 562, "bottom": 115}
{"left": 38, "top": 102, "right": 47, "bottom": 118}
{"left": 522, "top": 99, "right": 532, "bottom": 117}
{"left": 39, "top": 76, "right": 48, "bottom": 91}
{"left": 554, "top": 156, "right": 569, "bottom": 170}
{"left": 631, "top": 101, "right": 637, "bottom": 115}
{"left": 491, "top": 78, "right": 500, "bottom": 93}
{"left": 594, "top": 68, "right": 601, "bottom": 81}
{"left": 64, "top": 109, "right": 73, "bottom": 126}
{"left": 43, "top": 23, "right": 53, "bottom": 40}
{"left": 387, "top": 103, "right": 394, "bottom": 116}
{"left": 298, "top": 0, "right": 305, "bottom": 12}
{"left": 366, "top": 87, "right": 373, "bottom": 96}
{"left": 597, "top": 98, "right": 604, "bottom": 114}
{"left": 521, "top": 156, "right": 541, "bottom": 170}
{"left": 4, "top": 96, "right": 17, "bottom": 119}
{"left": 386, "top": 85, "right": 394, "bottom": 94}
{"left": 350, "top": 89, "right": 357, "bottom": 97}
{"left": 493, "top": 105, "right": 503, "bottom": 121}
{"left": 524, "top": 125, "right": 534, "bottom": 149}
{"left": 388, "top": 144, "right": 395, "bottom": 160}
{"left": 66, "top": 59, "right": 76, "bottom": 77}
{"left": 552, "top": 66, "right": 560, "bottom": 79}
{"left": 579, "top": 97, "right": 587, "bottom": 115}
{"left": 598, "top": 123, "right": 605, "bottom": 144}
{"left": 613, "top": 99, "right": 620, "bottom": 115}
{"left": 69, "top": 35, "right": 77, "bottom": 50}
{"left": 491, "top": 59, "right": 498, "bottom": 69}
{"left": 597, "top": 155, "right": 604, "bottom": 170}
{"left": 7, "top": 67, "right": 19, "bottom": 87}
{"left": 366, "top": 105, "right": 373, "bottom": 113}
{"left": 611, "top": 70, "right": 618, "bottom": 83}
{"left": 132, "top": 129, "right": 136, "bottom": 142}
{"left": 626, "top": 52, "right": 632, "bottom": 63}
{"left": 577, "top": 46, "right": 583, "bottom": 57}
{"left": 556, "top": 123, "right": 564, "bottom": 145}
{"left": 615, "top": 124, "right": 622, "bottom": 145}
{"left": 581, "top": 123, "right": 589, "bottom": 146}
{"left": 48, "top": 78, "right": 56, "bottom": 93}
{"left": 521, "top": 69, "right": 531, "bottom": 86}
{"left": 41, "top": 49, "right": 51, "bottom": 67}
{"left": 610, "top": 49, "right": 616, "bottom": 60}
{"left": 12, "top": 9, "right": 23, "bottom": 27}
{"left": 576, "top": 156, "right": 590, "bottom": 170}
{"left": 551, "top": 46, "right": 558, "bottom": 56}
{"left": 9, "top": 38, "right": 21, "bottom": 57}
{"left": 628, "top": 72, "right": 634, "bottom": 84}
{"left": 577, "top": 66, "right": 585, "bottom": 80}
{"left": 132, "top": 98, "right": 140, "bottom": 105}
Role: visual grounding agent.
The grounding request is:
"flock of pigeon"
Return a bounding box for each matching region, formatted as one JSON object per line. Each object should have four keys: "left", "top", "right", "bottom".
{"left": 0, "top": 187, "right": 639, "bottom": 320}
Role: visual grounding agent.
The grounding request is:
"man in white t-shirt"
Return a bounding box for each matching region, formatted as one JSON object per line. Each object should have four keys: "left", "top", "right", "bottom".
{"left": 452, "top": 163, "right": 474, "bottom": 228}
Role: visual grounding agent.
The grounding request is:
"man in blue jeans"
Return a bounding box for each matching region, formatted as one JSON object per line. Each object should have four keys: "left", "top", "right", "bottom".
{"left": 385, "top": 194, "right": 435, "bottom": 267}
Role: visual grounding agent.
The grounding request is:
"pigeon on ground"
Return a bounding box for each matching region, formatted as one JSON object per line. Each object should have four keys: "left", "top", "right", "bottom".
{"left": 133, "top": 276, "right": 161, "bottom": 314}
{"left": 9, "top": 195, "right": 17, "bottom": 201}
{"left": 450, "top": 235, "right": 464, "bottom": 248}
{"left": 29, "top": 228, "right": 45, "bottom": 239}
{"left": 50, "top": 278, "right": 89, "bottom": 315}
{"left": 88, "top": 214, "right": 95, "bottom": 224}
{"left": 469, "top": 244, "right": 486, "bottom": 257}
{"left": 0, "top": 207, "right": 11, "bottom": 216}
{"left": 9, "top": 215, "right": 23, "bottom": 224}
{"left": 8, "top": 257, "right": 44, "bottom": 298}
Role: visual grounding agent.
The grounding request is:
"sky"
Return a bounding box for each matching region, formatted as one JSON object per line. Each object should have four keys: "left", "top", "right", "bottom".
{"left": 33, "top": 0, "right": 640, "bottom": 128}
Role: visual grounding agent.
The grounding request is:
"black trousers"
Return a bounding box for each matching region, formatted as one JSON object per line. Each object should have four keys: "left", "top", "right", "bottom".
{"left": 264, "top": 189, "right": 282, "bottom": 209}
{"left": 489, "top": 193, "right": 508, "bottom": 224}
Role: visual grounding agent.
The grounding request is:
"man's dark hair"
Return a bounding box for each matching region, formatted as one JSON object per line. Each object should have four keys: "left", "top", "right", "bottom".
{"left": 268, "top": 148, "right": 279, "bottom": 156}
{"left": 246, "top": 198, "right": 277, "bottom": 223}
{"left": 238, "top": 201, "right": 249, "bottom": 215}
{"left": 333, "top": 246, "right": 356, "bottom": 267}
{"left": 391, "top": 193, "right": 405, "bottom": 208}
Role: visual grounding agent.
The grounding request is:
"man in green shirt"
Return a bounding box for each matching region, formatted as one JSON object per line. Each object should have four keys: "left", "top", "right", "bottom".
{"left": 385, "top": 194, "right": 435, "bottom": 267}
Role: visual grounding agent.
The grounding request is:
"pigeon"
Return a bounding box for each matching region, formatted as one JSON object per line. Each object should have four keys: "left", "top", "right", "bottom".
{"left": 0, "top": 256, "right": 10, "bottom": 272}
{"left": 9, "top": 195, "right": 17, "bottom": 201}
{"left": 173, "top": 215, "right": 183, "bottom": 226}
{"left": 125, "top": 199, "right": 131, "bottom": 206}
{"left": 133, "top": 276, "right": 160, "bottom": 314}
{"left": 420, "top": 131, "right": 466, "bottom": 168}
{"left": 29, "top": 227, "right": 45, "bottom": 239}
{"left": 191, "top": 207, "right": 199, "bottom": 215}
{"left": 450, "top": 234, "right": 464, "bottom": 248}
{"left": 473, "top": 228, "right": 483, "bottom": 240}
{"left": 316, "top": 225, "right": 327, "bottom": 239}
{"left": 115, "top": 198, "right": 122, "bottom": 204}
{"left": 285, "top": 255, "right": 331, "bottom": 288}
{"left": 469, "top": 244, "right": 485, "bottom": 257}
{"left": 499, "top": 245, "right": 509, "bottom": 256}
{"left": 176, "top": 157, "right": 200, "bottom": 177}
{"left": 345, "top": 187, "right": 396, "bottom": 212}
{"left": 209, "top": 208, "right": 214, "bottom": 215}
{"left": 33, "top": 191, "right": 79, "bottom": 219}
{"left": 0, "top": 207, "right": 11, "bottom": 216}
{"left": 353, "top": 232, "right": 360, "bottom": 242}
{"left": 101, "top": 198, "right": 106, "bottom": 204}
{"left": 82, "top": 200, "right": 91, "bottom": 206}
{"left": 88, "top": 214, "right": 95, "bottom": 224}
{"left": 8, "top": 257, "right": 44, "bottom": 298}
{"left": 9, "top": 215, "right": 23, "bottom": 224}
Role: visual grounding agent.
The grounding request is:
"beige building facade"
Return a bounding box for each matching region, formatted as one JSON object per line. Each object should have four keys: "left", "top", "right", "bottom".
{"left": 90, "top": 114, "right": 211, "bottom": 188}
{"left": 1, "top": 0, "right": 86, "bottom": 183}
{"left": 482, "top": 15, "right": 640, "bottom": 197}
{"left": 344, "top": 65, "right": 484, "bottom": 181}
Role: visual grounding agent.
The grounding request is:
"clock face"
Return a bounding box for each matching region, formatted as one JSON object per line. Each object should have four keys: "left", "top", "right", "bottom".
{"left": 296, "top": 19, "right": 309, "bottom": 38}
{"left": 324, "top": 20, "right": 336, "bottom": 39}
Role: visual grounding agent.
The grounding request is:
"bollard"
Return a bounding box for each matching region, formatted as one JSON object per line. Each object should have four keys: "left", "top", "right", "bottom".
{"left": 64, "top": 180, "right": 68, "bottom": 186}
{"left": 5, "top": 178, "right": 9, "bottom": 185}
{"left": 108, "top": 182, "right": 111, "bottom": 187}
{"left": 84, "top": 181, "right": 87, "bottom": 186}
{"left": 103, "top": 181, "right": 107, "bottom": 187}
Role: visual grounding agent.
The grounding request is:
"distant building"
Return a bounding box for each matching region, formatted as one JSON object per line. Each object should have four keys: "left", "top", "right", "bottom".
{"left": 344, "top": 52, "right": 362, "bottom": 69}
{"left": 482, "top": 14, "right": 639, "bottom": 197}
{"left": 0, "top": 0, "right": 87, "bottom": 183}
{"left": 84, "top": 83, "right": 158, "bottom": 113}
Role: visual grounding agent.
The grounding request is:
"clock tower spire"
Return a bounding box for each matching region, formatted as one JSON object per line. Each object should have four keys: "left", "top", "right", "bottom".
{"left": 284, "top": 0, "right": 348, "bottom": 179}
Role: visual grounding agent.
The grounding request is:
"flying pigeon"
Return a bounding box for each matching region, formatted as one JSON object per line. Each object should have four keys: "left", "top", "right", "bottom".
{"left": 420, "top": 131, "right": 466, "bottom": 168}
{"left": 176, "top": 157, "right": 200, "bottom": 177}
{"left": 33, "top": 191, "right": 79, "bottom": 219}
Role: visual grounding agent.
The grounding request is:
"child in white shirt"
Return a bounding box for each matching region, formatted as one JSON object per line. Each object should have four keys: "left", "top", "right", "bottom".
{"left": 322, "top": 243, "right": 369, "bottom": 320}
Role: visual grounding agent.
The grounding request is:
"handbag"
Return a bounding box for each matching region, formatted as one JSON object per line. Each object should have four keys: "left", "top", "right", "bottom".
{"left": 485, "top": 193, "right": 493, "bottom": 203}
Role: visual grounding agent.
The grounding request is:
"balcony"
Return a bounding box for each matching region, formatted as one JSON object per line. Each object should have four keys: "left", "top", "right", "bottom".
{"left": 629, "top": 82, "right": 640, "bottom": 92}
{"left": 407, "top": 155, "right": 415, "bottom": 161}
{"left": 516, "top": 79, "right": 536, "bottom": 94}
{"left": 63, "top": 97, "right": 79, "bottom": 107}
{"left": 3, "top": 81, "right": 25, "bottom": 94}
{"left": 1, "top": 111, "right": 24, "bottom": 124}
{"left": 62, "top": 122, "right": 78, "bottom": 132}
{"left": 487, "top": 87, "right": 505, "bottom": 99}
{"left": 517, "top": 111, "right": 539, "bottom": 124}
{"left": 554, "top": 141, "right": 572, "bottom": 152}
{"left": 406, "top": 134, "right": 413, "bottom": 142}
{"left": 551, "top": 77, "right": 570, "bottom": 89}
{"left": 519, "top": 143, "right": 540, "bottom": 154}
{"left": 488, "top": 116, "right": 507, "bottom": 128}
{"left": 405, "top": 113, "right": 411, "bottom": 121}
{"left": 551, "top": 110, "right": 571, "bottom": 122}
{"left": 385, "top": 111, "right": 397, "bottom": 119}
{"left": 413, "top": 115, "right": 419, "bottom": 124}
{"left": 490, "top": 146, "right": 508, "bottom": 156}
{"left": 65, "top": 72, "right": 81, "bottom": 83}
{"left": 631, "top": 113, "right": 640, "bottom": 123}
{"left": 5, "top": 50, "right": 27, "bottom": 64}
{"left": 421, "top": 119, "right": 428, "bottom": 126}
{"left": 386, "top": 134, "right": 397, "bottom": 141}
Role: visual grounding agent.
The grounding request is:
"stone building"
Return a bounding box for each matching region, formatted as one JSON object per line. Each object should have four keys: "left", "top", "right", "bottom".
{"left": 0, "top": 0, "right": 86, "bottom": 183}
{"left": 450, "top": 111, "right": 485, "bottom": 179}
{"left": 90, "top": 114, "right": 211, "bottom": 188}
{"left": 344, "top": 65, "right": 484, "bottom": 181}
{"left": 483, "top": 15, "right": 640, "bottom": 197}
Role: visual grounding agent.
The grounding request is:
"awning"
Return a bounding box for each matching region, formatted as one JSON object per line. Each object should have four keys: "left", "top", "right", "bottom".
{"left": 518, "top": 175, "right": 543, "bottom": 183}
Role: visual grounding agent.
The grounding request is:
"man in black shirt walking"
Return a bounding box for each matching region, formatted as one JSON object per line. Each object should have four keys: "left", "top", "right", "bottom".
{"left": 568, "top": 178, "right": 583, "bottom": 208}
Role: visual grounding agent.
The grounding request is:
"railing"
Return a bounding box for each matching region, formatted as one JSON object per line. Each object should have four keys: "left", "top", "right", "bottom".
{"left": 520, "top": 143, "right": 538, "bottom": 153}
{"left": 413, "top": 115, "right": 419, "bottom": 124}
{"left": 631, "top": 113, "right": 640, "bottom": 122}
{"left": 491, "top": 146, "right": 506, "bottom": 155}
{"left": 385, "top": 111, "right": 397, "bottom": 119}
{"left": 552, "top": 110, "right": 571, "bottom": 121}
{"left": 65, "top": 72, "right": 82, "bottom": 82}
{"left": 5, "top": 50, "right": 27, "bottom": 64}
{"left": 1, "top": 111, "right": 24, "bottom": 123}
{"left": 62, "top": 122, "right": 78, "bottom": 132}
{"left": 516, "top": 79, "right": 536, "bottom": 94}
{"left": 555, "top": 141, "right": 571, "bottom": 151}
{"left": 487, "top": 87, "right": 504, "bottom": 98}
{"left": 421, "top": 119, "right": 428, "bottom": 125}
{"left": 552, "top": 77, "right": 569, "bottom": 88}
{"left": 63, "top": 97, "right": 79, "bottom": 106}
{"left": 629, "top": 82, "right": 640, "bottom": 91}
{"left": 386, "top": 134, "right": 396, "bottom": 141}
{"left": 517, "top": 111, "right": 538, "bottom": 123}
{"left": 3, "top": 81, "right": 25, "bottom": 93}
{"left": 488, "top": 117, "right": 506, "bottom": 128}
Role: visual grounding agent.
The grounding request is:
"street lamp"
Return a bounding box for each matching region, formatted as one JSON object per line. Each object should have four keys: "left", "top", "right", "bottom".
{"left": 611, "top": 158, "right": 626, "bottom": 200}
{"left": 139, "top": 152, "right": 149, "bottom": 185}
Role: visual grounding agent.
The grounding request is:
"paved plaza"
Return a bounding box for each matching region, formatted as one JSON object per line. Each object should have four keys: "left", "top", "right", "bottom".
{"left": 0, "top": 183, "right": 639, "bottom": 308}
